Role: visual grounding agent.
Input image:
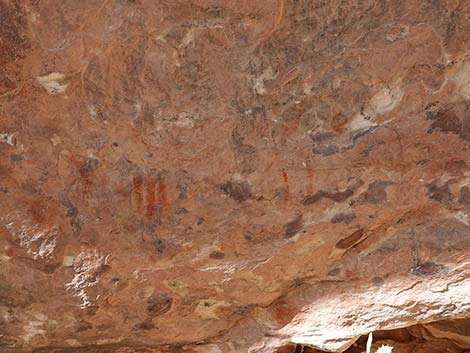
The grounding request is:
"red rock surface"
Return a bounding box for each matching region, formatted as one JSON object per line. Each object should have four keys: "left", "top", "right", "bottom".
{"left": 0, "top": 1, "right": 469, "bottom": 352}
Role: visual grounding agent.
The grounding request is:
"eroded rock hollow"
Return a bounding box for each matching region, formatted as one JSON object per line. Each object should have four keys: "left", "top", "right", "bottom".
{"left": 0, "top": 1, "right": 469, "bottom": 352}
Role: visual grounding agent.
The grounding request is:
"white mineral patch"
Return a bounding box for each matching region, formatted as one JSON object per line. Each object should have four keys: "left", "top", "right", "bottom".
{"left": 253, "top": 67, "right": 276, "bottom": 95}
{"left": 349, "top": 113, "right": 376, "bottom": 131}
{"left": 195, "top": 344, "right": 222, "bottom": 353}
{"left": 1, "top": 254, "right": 11, "bottom": 261}
{"left": 4, "top": 219, "right": 58, "bottom": 260}
{"left": 0, "top": 133, "right": 16, "bottom": 146}
{"left": 349, "top": 82, "right": 403, "bottom": 133}
{"left": 62, "top": 256, "right": 75, "bottom": 267}
{"left": 368, "top": 83, "right": 404, "bottom": 115}
{"left": 65, "top": 249, "right": 108, "bottom": 308}
{"left": 22, "top": 321, "right": 45, "bottom": 342}
{"left": 50, "top": 134, "right": 61, "bottom": 146}
{"left": 452, "top": 60, "right": 470, "bottom": 98}
{"left": 453, "top": 211, "right": 469, "bottom": 225}
{"left": 33, "top": 313, "right": 47, "bottom": 321}
{"left": 66, "top": 339, "right": 82, "bottom": 347}
{"left": 37, "top": 72, "right": 68, "bottom": 95}
{"left": 194, "top": 299, "right": 230, "bottom": 320}
{"left": 181, "top": 28, "right": 195, "bottom": 48}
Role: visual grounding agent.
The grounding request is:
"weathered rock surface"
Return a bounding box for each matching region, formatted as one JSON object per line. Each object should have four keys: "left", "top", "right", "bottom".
{"left": 0, "top": 1, "right": 469, "bottom": 352}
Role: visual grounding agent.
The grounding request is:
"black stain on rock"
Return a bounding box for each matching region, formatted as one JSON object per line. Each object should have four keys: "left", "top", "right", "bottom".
{"left": 9, "top": 154, "right": 23, "bottom": 162}
{"left": 58, "top": 192, "right": 82, "bottom": 236}
{"left": 352, "top": 126, "right": 378, "bottom": 141}
{"left": 133, "top": 320, "right": 154, "bottom": 330}
{"left": 372, "top": 276, "right": 384, "bottom": 287}
{"left": 327, "top": 268, "right": 341, "bottom": 276}
{"left": 427, "top": 182, "right": 452, "bottom": 204}
{"left": 310, "top": 132, "right": 340, "bottom": 156}
{"left": 412, "top": 262, "right": 445, "bottom": 277}
{"left": 331, "top": 213, "right": 356, "bottom": 224}
{"left": 335, "top": 228, "right": 365, "bottom": 249}
{"left": 459, "top": 186, "right": 470, "bottom": 205}
{"left": 175, "top": 207, "right": 189, "bottom": 215}
{"left": 285, "top": 214, "right": 303, "bottom": 238}
{"left": 302, "top": 191, "right": 325, "bottom": 205}
{"left": 220, "top": 181, "right": 252, "bottom": 202}
{"left": 147, "top": 294, "right": 173, "bottom": 316}
{"left": 326, "top": 188, "right": 355, "bottom": 202}
{"left": 302, "top": 188, "right": 354, "bottom": 205}
{"left": 311, "top": 126, "right": 378, "bottom": 156}
{"left": 110, "top": 276, "right": 120, "bottom": 284}
{"left": 175, "top": 170, "right": 192, "bottom": 200}
{"left": 358, "top": 180, "right": 392, "bottom": 204}
{"left": 426, "top": 103, "right": 470, "bottom": 141}
{"left": 153, "top": 238, "right": 166, "bottom": 255}
{"left": 177, "top": 182, "right": 188, "bottom": 199}
{"left": 417, "top": 159, "right": 429, "bottom": 166}
{"left": 59, "top": 192, "right": 78, "bottom": 217}
{"left": 209, "top": 251, "right": 225, "bottom": 259}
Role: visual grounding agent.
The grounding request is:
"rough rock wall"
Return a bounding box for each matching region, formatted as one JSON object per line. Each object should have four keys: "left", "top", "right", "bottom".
{"left": 0, "top": 1, "right": 469, "bottom": 352}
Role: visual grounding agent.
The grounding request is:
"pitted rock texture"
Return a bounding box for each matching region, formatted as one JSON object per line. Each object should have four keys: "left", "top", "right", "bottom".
{"left": 0, "top": 1, "right": 470, "bottom": 353}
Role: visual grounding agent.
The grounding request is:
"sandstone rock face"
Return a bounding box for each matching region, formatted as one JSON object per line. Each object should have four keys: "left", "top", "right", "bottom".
{"left": 0, "top": 1, "right": 469, "bottom": 352}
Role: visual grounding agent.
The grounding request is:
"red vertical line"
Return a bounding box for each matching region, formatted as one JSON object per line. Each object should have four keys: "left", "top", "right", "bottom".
{"left": 281, "top": 168, "right": 290, "bottom": 202}
{"left": 133, "top": 175, "right": 143, "bottom": 212}
{"left": 145, "top": 175, "right": 156, "bottom": 218}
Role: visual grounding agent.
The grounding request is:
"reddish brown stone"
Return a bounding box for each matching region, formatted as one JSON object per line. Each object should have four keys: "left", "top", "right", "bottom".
{"left": 0, "top": 1, "right": 469, "bottom": 353}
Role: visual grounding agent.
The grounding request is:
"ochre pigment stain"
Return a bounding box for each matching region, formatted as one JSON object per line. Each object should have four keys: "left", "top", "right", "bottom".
{"left": 133, "top": 175, "right": 143, "bottom": 212}
{"left": 146, "top": 175, "right": 156, "bottom": 218}
{"left": 133, "top": 173, "right": 171, "bottom": 219}
{"left": 281, "top": 168, "right": 290, "bottom": 202}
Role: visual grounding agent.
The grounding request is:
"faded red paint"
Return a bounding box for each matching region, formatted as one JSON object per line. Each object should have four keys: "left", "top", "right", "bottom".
{"left": 77, "top": 160, "right": 94, "bottom": 196}
{"left": 133, "top": 175, "right": 143, "bottom": 212}
{"left": 272, "top": 301, "right": 298, "bottom": 326}
{"left": 280, "top": 168, "right": 290, "bottom": 202}
{"left": 145, "top": 176, "right": 156, "bottom": 218}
